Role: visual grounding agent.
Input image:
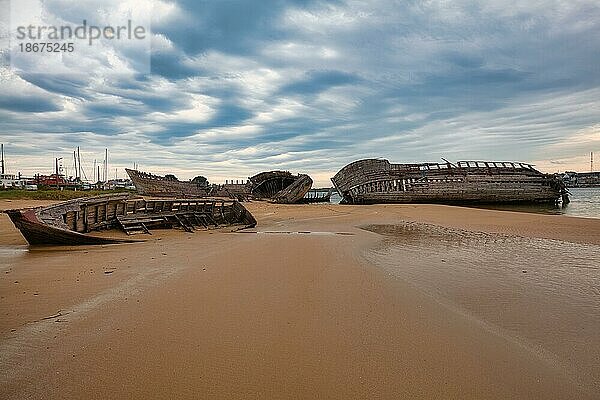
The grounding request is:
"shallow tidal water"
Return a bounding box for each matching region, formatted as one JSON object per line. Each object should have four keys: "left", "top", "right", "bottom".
{"left": 363, "top": 222, "right": 600, "bottom": 393}
{"left": 328, "top": 187, "right": 600, "bottom": 218}
{"left": 469, "top": 187, "right": 600, "bottom": 219}
{"left": 0, "top": 245, "right": 28, "bottom": 273}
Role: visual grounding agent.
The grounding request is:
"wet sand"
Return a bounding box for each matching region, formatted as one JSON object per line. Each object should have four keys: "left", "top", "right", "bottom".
{"left": 1, "top": 200, "right": 599, "bottom": 399}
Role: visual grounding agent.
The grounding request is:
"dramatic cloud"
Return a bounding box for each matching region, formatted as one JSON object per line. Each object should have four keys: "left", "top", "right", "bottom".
{"left": 1, "top": 0, "right": 599, "bottom": 184}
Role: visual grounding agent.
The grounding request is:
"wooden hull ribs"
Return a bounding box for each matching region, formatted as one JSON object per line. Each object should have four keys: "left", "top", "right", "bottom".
{"left": 332, "top": 159, "right": 568, "bottom": 205}
{"left": 248, "top": 171, "right": 313, "bottom": 204}
{"left": 5, "top": 194, "right": 257, "bottom": 246}
{"left": 125, "top": 169, "right": 214, "bottom": 198}
{"left": 126, "top": 169, "right": 314, "bottom": 204}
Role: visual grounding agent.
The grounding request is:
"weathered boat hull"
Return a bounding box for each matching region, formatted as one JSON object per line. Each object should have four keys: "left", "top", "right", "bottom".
{"left": 127, "top": 169, "right": 314, "bottom": 204}
{"left": 332, "top": 159, "right": 567, "bottom": 205}
{"left": 126, "top": 169, "right": 213, "bottom": 197}
{"left": 5, "top": 209, "right": 135, "bottom": 245}
{"left": 5, "top": 194, "right": 257, "bottom": 246}
{"left": 249, "top": 171, "right": 313, "bottom": 204}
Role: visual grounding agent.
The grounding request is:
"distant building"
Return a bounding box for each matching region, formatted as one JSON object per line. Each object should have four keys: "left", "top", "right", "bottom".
{"left": 0, "top": 173, "right": 30, "bottom": 189}
{"left": 32, "top": 174, "right": 68, "bottom": 187}
{"left": 105, "top": 179, "right": 135, "bottom": 190}
{"left": 563, "top": 171, "right": 600, "bottom": 187}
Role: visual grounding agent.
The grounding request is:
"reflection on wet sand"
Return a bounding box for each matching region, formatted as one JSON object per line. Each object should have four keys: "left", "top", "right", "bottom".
{"left": 362, "top": 222, "right": 600, "bottom": 393}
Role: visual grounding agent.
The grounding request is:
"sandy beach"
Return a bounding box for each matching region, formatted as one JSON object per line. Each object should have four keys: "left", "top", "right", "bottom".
{"left": 1, "top": 199, "right": 599, "bottom": 399}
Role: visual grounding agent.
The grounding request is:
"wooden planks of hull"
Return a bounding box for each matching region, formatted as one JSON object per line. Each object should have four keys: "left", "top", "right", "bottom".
{"left": 250, "top": 172, "right": 313, "bottom": 204}
{"left": 332, "top": 159, "right": 568, "bottom": 205}
{"left": 4, "top": 194, "right": 257, "bottom": 246}
{"left": 126, "top": 168, "right": 315, "bottom": 204}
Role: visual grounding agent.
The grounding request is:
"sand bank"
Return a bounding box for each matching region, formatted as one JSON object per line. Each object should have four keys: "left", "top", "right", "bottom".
{"left": 0, "top": 200, "right": 598, "bottom": 399}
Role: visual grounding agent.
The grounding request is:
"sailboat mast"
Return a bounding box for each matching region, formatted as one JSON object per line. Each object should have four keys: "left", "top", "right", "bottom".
{"left": 77, "top": 146, "right": 81, "bottom": 180}
{"left": 73, "top": 151, "right": 77, "bottom": 179}
{"left": 104, "top": 148, "right": 108, "bottom": 182}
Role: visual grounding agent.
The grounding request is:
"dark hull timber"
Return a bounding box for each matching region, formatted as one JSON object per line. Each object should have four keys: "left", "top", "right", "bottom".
{"left": 248, "top": 171, "right": 313, "bottom": 204}
{"left": 126, "top": 169, "right": 215, "bottom": 197}
{"left": 126, "top": 169, "right": 313, "bottom": 204}
{"left": 332, "top": 159, "right": 568, "bottom": 205}
{"left": 5, "top": 194, "right": 257, "bottom": 246}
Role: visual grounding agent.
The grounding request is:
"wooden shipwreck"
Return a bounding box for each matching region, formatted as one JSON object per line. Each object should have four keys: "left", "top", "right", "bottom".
{"left": 126, "top": 169, "right": 314, "bottom": 204}
{"left": 332, "top": 159, "right": 569, "bottom": 205}
{"left": 299, "top": 188, "right": 333, "bottom": 203}
{"left": 126, "top": 169, "right": 216, "bottom": 198}
{"left": 5, "top": 194, "right": 257, "bottom": 246}
{"left": 247, "top": 171, "right": 313, "bottom": 204}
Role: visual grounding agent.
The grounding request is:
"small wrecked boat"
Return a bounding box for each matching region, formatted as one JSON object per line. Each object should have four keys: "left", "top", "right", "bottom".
{"left": 4, "top": 193, "right": 257, "bottom": 246}
{"left": 332, "top": 159, "right": 569, "bottom": 205}
{"left": 300, "top": 188, "right": 334, "bottom": 203}
{"left": 247, "top": 171, "right": 313, "bottom": 204}
{"left": 126, "top": 168, "right": 313, "bottom": 204}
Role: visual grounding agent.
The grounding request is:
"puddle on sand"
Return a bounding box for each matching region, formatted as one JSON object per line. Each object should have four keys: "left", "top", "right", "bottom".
{"left": 237, "top": 231, "right": 354, "bottom": 236}
{"left": 0, "top": 246, "right": 29, "bottom": 272}
{"left": 362, "top": 222, "right": 600, "bottom": 393}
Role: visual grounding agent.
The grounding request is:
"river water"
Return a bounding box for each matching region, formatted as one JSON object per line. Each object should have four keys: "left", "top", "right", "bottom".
{"left": 471, "top": 187, "right": 600, "bottom": 219}
{"left": 330, "top": 187, "right": 599, "bottom": 219}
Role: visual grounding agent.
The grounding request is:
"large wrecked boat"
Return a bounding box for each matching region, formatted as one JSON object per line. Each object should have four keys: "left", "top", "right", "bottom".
{"left": 5, "top": 193, "right": 257, "bottom": 245}
{"left": 126, "top": 169, "right": 313, "bottom": 204}
{"left": 126, "top": 169, "right": 215, "bottom": 198}
{"left": 332, "top": 159, "right": 569, "bottom": 205}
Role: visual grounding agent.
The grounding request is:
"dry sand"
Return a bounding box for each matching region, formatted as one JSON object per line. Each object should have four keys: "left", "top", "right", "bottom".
{"left": 0, "top": 199, "right": 599, "bottom": 399}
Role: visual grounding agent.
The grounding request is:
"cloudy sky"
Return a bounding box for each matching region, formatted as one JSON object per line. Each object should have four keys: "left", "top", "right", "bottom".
{"left": 1, "top": 0, "right": 599, "bottom": 185}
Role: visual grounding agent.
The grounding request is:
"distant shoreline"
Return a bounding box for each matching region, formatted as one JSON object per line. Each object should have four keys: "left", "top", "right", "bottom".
{"left": 0, "top": 189, "right": 132, "bottom": 201}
